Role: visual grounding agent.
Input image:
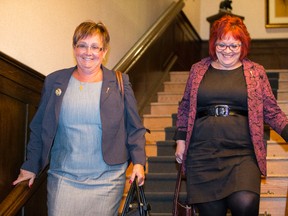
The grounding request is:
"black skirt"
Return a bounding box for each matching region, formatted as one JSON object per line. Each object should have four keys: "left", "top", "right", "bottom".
{"left": 186, "top": 66, "right": 261, "bottom": 204}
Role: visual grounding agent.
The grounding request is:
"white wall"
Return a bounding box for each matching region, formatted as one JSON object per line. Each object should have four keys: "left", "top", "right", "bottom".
{"left": 0, "top": 0, "right": 174, "bottom": 75}
{"left": 183, "top": 0, "right": 288, "bottom": 40}
{"left": 0, "top": 0, "right": 287, "bottom": 76}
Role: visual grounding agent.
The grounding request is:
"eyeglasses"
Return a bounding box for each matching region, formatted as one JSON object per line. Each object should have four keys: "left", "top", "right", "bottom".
{"left": 216, "top": 43, "right": 241, "bottom": 52}
{"left": 75, "top": 43, "right": 103, "bottom": 53}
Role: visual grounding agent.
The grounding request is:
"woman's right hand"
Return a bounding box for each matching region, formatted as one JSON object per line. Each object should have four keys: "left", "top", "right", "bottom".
{"left": 175, "top": 140, "right": 185, "bottom": 164}
{"left": 12, "top": 169, "right": 36, "bottom": 188}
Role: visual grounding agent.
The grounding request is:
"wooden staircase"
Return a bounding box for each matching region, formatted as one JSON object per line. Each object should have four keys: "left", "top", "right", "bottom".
{"left": 142, "top": 69, "right": 288, "bottom": 216}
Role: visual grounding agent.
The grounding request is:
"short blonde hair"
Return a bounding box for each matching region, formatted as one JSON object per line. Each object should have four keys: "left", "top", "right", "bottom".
{"left": 72, "top": 21, "right": 110, "bottom": 50}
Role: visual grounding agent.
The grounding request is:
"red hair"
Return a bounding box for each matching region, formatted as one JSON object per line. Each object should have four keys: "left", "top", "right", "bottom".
{"left": 209, "top": 15, "right": 251, "bottom": 60}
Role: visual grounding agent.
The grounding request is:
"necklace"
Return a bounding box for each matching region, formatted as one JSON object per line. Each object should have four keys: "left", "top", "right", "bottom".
{"left": 79, "top": 81, "right": 86, "bottom": 91}
{"left": 74, "top": 68, "right": 102, "bottom": 91}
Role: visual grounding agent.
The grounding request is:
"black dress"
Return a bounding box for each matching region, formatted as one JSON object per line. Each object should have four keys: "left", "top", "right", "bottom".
{"left": 186, "top": 65, "right": 261, "bottom": 204}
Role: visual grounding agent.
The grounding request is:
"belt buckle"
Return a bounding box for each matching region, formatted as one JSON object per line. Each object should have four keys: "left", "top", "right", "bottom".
{"left": 214, "top": 105, "right": 229, "bottom": 117}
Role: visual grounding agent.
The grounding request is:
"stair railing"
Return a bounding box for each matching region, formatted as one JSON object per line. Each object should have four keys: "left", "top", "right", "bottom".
{"left": 113, "top": 0, "right": 185, "bottom": 73}
{"left": 0, "top": 166, "right": 48, "bottom": 216}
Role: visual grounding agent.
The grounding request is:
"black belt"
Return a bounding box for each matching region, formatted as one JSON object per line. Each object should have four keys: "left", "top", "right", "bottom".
{"left": 197, "top": 105, "right": 248, "bottom": 118}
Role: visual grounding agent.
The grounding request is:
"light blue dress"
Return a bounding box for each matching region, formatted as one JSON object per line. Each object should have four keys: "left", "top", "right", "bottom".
{"left": 47, "top": 76, "right": 127, "bottom": 216}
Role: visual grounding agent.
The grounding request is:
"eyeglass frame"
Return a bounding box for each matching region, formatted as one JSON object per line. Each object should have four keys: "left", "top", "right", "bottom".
{"left": 75, "top": 43, "right": 104, "bottom": 53}
{"left": 215, "top": 43, "right": 242, "bottom": 52}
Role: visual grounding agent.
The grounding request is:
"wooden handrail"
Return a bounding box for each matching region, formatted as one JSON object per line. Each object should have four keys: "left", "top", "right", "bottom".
{"left": 0, "top": 51, "right": 45, "bottom": 81}
{"left": 113, "top": 0, "right": 185, "bottom": 73}
{"left": 0, "top": 166, "right": 48, "bottom": 216}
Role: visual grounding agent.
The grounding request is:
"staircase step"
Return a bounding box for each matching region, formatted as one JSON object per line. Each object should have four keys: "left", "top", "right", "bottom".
{"left": 279, "top": 80, "right": 288, "bottom": 90}
{"left": 172, "top": 113, "right": 177, "bottom": 126}
{"left": 163, "top": 82, "right": 185, "bottom": 92}
{"left": 259, "top": 196, "right": 287, "bottom": 216}
{"left": 267, "top": 141, "right": 288, "bottom": 157}
{"left": 165, "top": 127, "right": 176, "bottom": 140}
{"left": 145, "top": 143, "right": 157, "bottom": 157}
{"left": 277, "top": 100, "right": 288, "bottom": 114}
{"left": 143, "top": 114, "right": 172, "bottom": 129}
{"left": 261, "top": 175, "right": 288, "bottom": 196}
{"left": 147, "top": 156, "right": 177, "bottom": 173}
{"left": 277, "top": 90, "right": 288, "bottom": 100}
{"left": 150, "top": 102, "right": 178, "bottom": 115}
{"left": 270, "top": 129, "right": 286, "bottom": 142}
{"left": 145, "top": 129, "right": 176, "bottom": 147}
{"left": 169, "top": 71, "right": 189, "bottom": 82}
{"left": 268, "top": 77, "right": 279, "bottom": 90}
{"left": 145, "top": 128, "right": 165, "bottom": 145}
{"left": 145, "top": 173, "right": 183, "bottom": 192}
{"left": 156, "top": 140, "right": 175, "bottom": 156}
{"left": 267, "top": 157, "right": 288, "bottom": 175}
{"left": 157, "top": 92, "right": 182, "bottom": 103}
{"left": 145, "top": 192, "right": 186, "bottom": 214}
{"left": 268, "top": 69, "right": 288, "bottom": 79}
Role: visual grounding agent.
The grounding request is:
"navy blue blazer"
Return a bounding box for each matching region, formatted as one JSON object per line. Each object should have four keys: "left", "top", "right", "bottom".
{"left": 21, "top": 66, "right": 146, "bottom": 175}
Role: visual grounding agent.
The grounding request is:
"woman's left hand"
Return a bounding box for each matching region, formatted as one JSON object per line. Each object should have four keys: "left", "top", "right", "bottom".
{"left": 130, "top": 164, "right": 145, "bottom": 186}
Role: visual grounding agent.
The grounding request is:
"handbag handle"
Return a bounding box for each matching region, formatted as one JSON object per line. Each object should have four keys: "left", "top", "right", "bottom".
{"left": 173, "top": 163, "right": 183, "bottom": 214}
{"left": 121, "top": 179, "right": 137, "bottom": 216}
{"left": 138, "top": 183, "right": 150, "bottom": 214}
{"left": 121, "top": 178, "right": 150, "bottom": 216}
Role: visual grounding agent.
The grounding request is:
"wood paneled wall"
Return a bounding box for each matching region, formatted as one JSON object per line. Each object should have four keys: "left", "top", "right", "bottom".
{"left": 115, "top": 11, "right": 202, "bottom": 115}
{"left": 248, "top": 39, "right": 288, "bottom": 69}
{"left": 0, "top": 52, "right": 45, "bottom": 214}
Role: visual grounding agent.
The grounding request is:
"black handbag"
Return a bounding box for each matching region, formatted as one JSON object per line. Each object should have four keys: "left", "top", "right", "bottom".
{"left": 121, "top": 178, "right": 151, "bottom": 216}
{"left": 173, "top": 163, "right": 197, "bottom": 216}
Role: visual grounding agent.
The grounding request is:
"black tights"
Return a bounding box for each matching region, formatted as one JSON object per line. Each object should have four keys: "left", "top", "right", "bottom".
{"left": 195, "top": 191, "right": 260, "bottom": 216}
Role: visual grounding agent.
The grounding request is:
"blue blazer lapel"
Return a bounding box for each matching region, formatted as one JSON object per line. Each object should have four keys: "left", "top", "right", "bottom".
{"left": 52, "top": 67, "right": 75, "bottom": 122}
{"left": 101, "top": 67, "right": 116, "bottom": 105}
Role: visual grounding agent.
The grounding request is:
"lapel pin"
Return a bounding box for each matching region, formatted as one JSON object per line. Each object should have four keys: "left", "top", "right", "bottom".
{"left": 55, "top": 88, "right": 62, "bottom": 96}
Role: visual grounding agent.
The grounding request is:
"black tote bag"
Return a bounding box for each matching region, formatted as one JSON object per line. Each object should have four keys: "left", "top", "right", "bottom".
{"left": 121, "top": 178, "right": 151, "bottom": 216}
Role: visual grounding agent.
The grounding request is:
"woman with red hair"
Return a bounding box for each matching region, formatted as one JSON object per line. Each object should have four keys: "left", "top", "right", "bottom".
{"left": 174, "top": 15, "right": 288, "bottom": 216}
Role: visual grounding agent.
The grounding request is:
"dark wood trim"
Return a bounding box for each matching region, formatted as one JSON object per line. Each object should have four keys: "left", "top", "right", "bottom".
{"left": 0, "top": 51, "right": 45, "bottom": 90}
{"left": 0, "top": 51, "right": 46, "bottom": 215}
{"left": 248, "top": 39, "right": 288, "bottom": 69}
{"left": 113, "top": 0, "right": 186, "bottom": 73}
{"left": 0, "top": 167, "right": 48, "bottom": 216}
{"left": 113, "top": 0, "right": 202, "bottom": 115}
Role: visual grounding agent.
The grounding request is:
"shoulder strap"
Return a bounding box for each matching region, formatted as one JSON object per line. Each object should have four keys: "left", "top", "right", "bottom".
{"left": 172, "top": 163, "right": 196, "bottom": 216}
{"left": 115, "top": 70, "right": 124, "bottom": 99}
{"left": 173, "top": 163, "right": 183, "bottom": 214}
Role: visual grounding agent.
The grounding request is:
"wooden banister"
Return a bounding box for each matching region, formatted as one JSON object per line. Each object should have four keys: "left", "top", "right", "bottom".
{"left": 0, "top": 167, "right": 48, "bottom": 216}
{"left": 113, "top": 0, "right": 188, "bottom": 73}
